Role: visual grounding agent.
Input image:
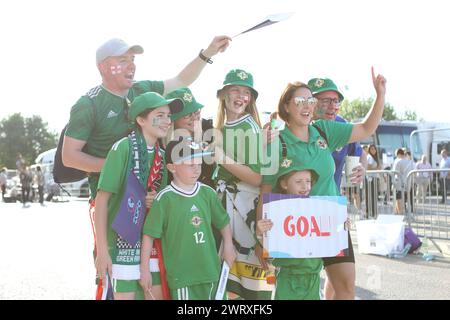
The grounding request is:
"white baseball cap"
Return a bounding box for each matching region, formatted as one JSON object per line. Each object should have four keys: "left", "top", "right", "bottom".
{"left": 96, "top": 38, "right": 144, "bottom": 64}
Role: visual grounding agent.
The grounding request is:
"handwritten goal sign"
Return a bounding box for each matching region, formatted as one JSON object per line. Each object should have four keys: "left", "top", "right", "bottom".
{"left": 262, "top": 193, "right": 348, "bottom": 258}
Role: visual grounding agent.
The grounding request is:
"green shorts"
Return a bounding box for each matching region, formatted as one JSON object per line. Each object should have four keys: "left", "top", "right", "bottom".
{"left": 171, "top": 282, "right": 226, "bottom": 300}
{"left": 274, "top": 268, "right": 320, "bottom": 300}
{"left": 113, "top": 272, "right": 161, "bottom": 294}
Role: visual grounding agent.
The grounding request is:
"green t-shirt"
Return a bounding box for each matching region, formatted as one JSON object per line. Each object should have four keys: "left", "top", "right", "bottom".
{"left": 65, "top": 80, "right": 164, "bottom": 196}
{"left": 97, "top": 137, "right": 167, "bottom": 271}
{"left": 263, "top": 119, "right": 353, "bottom": 270}
{"left": 263, "top": 119, "right": 353, "bottom": 196}
{"left": 216, "top": 114, "right": 262, "bottom": 183}
{"left": 143, "top": 182, "right": 230, "bottom": 289}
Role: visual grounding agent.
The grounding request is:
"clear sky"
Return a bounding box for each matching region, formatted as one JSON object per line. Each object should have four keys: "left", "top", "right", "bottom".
{"left": 2, "top": 0, "right": 450, "bottom": 132}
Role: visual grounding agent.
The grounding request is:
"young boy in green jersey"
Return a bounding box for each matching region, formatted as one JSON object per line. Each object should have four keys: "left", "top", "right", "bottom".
{"left": 94, "top": 92, "right": 183, "bottom": 300}
{"left": 256, "top": 161, "right": 323, "bottom": 300}
{"left": 140, "top": 137, "right": 236, "bottom": 300}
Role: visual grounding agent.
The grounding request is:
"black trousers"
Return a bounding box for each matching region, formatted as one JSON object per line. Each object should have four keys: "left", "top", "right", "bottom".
{"left": 38, "top": 186, "right": 44, "bottom": 204}
{"left": 22, "top": 186, "right": 30, "bottom": 203}
{"left": 365, "top": 178, "right": 378, "bottom": 218}
{"left": 440, "top": 178, "right": 448, "bottom": 202}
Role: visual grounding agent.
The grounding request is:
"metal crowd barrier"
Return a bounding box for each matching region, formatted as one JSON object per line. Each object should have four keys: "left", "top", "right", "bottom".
{"left": 341, "top": 170, "right": 401, "bottom": 226}
{"left": 340, "top": 167, "right": 450, "bottom": 241}
{"left": 405, "top": 168, "right": 450, "bottom": 241}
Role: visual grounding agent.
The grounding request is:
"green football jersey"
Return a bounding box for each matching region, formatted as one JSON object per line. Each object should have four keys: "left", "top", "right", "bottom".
{"left": 143, "top": 182, "right": 230, "bottom": 289}
{"left": 216, "top": 114, "right": 262, "bottom": 183}
{"left": 65, "top": 80, "right": 164, "bottom": 196}
{"left": 97, "top": 137, "right": 167, "bottom": 278}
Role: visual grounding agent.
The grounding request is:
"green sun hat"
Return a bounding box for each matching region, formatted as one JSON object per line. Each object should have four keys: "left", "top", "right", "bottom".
{"left": 216, "top": 69, "right": 259, "bottom": 99}
{"left": 277, "top": 158, "right": 319, "bottom": 184}
{"left": 165, "top": 87, "right": 204, "bottom": 122}
{"left": 129, "top": 92, "right": 183, "bottom": 121}
{"left": 307, "top": 78, "right": 344, "bottom": 101}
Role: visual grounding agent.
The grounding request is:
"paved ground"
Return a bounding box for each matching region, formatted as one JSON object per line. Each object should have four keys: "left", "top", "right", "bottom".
{"left": 1, "top": 199, "right": 449, "bottom": 300}
{"left": 351, "top": 231, "right": 450, "bottom": 300}
{"left": 0, "top": 199, "right": 95, "bottom": 299}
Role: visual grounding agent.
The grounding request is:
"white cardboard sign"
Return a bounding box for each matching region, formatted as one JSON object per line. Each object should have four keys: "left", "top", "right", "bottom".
{"left": 262, "top": 193, "right": 348, "bottom": 258}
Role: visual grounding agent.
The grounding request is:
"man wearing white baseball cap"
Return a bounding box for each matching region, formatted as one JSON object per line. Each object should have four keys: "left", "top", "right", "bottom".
{"left": 95, "top": 38, "right": 144, "bottom": 64}
{"left": 61, "top": 35, "right": 231, "bottom": 300}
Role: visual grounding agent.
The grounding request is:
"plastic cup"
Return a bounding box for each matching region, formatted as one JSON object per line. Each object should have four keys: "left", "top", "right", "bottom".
{"left": 345, "top": 156, "right": 360, "bottom": 184}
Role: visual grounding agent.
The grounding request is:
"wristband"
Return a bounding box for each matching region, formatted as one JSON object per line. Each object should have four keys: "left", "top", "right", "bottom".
{"left": 199, "top": 49, "right": 213, "bottom": 64}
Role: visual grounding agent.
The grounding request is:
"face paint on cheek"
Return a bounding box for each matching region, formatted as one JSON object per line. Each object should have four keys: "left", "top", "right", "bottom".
{"left": 241, "top": 95, "right": 250, "bottom": 104}
{"left": 110, "top": 65, "right": 122, "bottom": 75}
{"left": 225, "top": 93, "right": 250, "bottom": 107}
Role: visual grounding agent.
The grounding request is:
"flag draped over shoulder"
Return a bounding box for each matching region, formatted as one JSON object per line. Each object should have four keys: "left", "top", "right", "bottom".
{"left": 111, "top": 171, "right": 146, "bottom": 247}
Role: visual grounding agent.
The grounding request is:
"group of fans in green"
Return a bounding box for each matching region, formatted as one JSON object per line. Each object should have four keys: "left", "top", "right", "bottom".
{"left": 62, "top": 35, "right": 386, "bottom": 300}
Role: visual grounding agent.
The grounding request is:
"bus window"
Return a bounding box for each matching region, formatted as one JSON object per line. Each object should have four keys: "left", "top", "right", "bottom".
{"left": 408, "top": 134, "right": 423, "bottom": 161}
{"left": 437, "top": 141, "right": 450, "bottom": 154}
{"left": 376, "top": 124, "right": 422, "bottom": 155}
{"left": 378, "top": 132, "right": 403, "bottom": 156}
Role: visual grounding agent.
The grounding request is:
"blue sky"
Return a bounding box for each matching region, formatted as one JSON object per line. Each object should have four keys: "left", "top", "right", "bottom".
{"left": 2, "top": 0, "right": 450, "bottom": 131}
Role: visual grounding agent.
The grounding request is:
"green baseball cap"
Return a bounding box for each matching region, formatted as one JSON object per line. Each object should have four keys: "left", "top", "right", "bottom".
{"left": 129, "top": 92, "right": 183, "bottom": 121}
{"left": 165, "top": 87, "right": 204, "bottom": 121}
{"left": 307, "top": 78, "right": 344, "bottom": 101}
{"left": 216, "top": 69, "right": 258, "bottom": 99}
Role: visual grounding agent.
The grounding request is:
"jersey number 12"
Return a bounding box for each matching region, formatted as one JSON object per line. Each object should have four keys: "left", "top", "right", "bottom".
{"left": 194, "top": 232, "right": 205, "bottom": 244}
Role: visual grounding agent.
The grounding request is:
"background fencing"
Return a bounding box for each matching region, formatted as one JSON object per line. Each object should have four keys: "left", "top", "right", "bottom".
{"left": 341, "top": 168, "right": 450, "bottom": 241}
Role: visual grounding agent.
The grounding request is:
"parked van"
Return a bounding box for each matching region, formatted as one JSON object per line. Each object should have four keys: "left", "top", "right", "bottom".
{"left": 35, "top": 148, "right": 57, "bottom": 165}
{"left": 34, "top": 149, "right": 89, "bottom": 198}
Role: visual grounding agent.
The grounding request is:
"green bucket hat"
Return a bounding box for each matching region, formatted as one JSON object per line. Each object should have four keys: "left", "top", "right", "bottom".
{"left": 277, "top": 158, "right": 319, "bottom": 185}
{"left": 307, "top": 78, "right": 344, "bottom": 101}
{"left": 165, "top": 87, "right": 204, "bottom": 121}
{"left": 129, "top": 92, "right": 183, "bottom": 121}
{"left": 216, "top": 69, "right": 258, "bottom": 99}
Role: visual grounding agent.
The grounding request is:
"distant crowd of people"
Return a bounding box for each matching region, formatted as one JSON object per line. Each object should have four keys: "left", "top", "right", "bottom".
{"left": 356, "top": 145, "right": 450, "bottom": 216}
{"left": 0, "top": 153, "right": 46, "bottom": 206}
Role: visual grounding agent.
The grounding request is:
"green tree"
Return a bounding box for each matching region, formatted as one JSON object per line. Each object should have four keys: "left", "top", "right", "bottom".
{"left": 402, "top": 110, "right": 417, "bottom": 121}
{"left": 0, "top": 113, "right": 57, "bottom": 168}
{"left": 382, "top": 103, "right": 397, "bottom": 121}
{"left": 339, "top": 97, "right": 397, "bottom": 121}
